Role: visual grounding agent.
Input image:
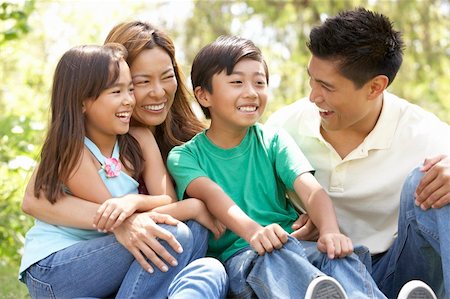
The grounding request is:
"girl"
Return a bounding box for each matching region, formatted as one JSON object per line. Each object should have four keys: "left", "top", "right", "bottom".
{"left": 21, "top": 21, "right": 216, "bottom": 275}
{"left": 19, "top": 43, "right": 227, "bottom": 299}
{"left": 21, "top": 21, "right": 226, "bottom": 279}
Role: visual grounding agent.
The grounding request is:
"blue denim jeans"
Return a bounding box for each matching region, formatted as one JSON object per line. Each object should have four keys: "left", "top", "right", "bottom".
{"left": 370, "top": 167, "right": 448, "bottom": 298}
{"left": 224, "top": 236, "right": 385, "bottom": 299}
{"left": 23, "top": 220, "right": 228, "bottom": 299}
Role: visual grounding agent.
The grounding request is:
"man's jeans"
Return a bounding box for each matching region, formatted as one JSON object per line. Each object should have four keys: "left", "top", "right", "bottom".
{"left": 370, "top": 167, "right": 448, "bottom": 298}
{"left": 224, "top": 236, "right": 386, "bottom": 299}
{"left": 23, "top": 221, "right": 228, "bottom": 299}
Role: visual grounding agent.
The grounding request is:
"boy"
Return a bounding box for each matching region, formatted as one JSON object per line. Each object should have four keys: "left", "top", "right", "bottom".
{"left": 167, "top": 35, "right": 386, "bottom": 299}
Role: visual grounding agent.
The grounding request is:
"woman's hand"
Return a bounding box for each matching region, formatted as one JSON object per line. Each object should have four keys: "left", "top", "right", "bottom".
{"left": 113, "top": 211, "right": 183, "bottom": 273}
{"left": 188, "top": 198, "right": 226, "bottom": 240}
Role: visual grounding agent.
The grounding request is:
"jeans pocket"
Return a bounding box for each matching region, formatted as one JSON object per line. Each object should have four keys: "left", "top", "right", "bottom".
{"left": 24, "top": 270, "right": 56, "bottom": 299}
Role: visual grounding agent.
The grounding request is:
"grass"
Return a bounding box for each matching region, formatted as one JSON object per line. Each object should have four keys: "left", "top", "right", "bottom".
{"left": 0, "top": 263, "right": 29, "bottom": 299}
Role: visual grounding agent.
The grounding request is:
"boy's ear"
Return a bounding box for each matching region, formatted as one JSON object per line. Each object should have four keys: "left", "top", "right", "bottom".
{"left": 367, "top": 75, "right": 389, "bottom": 100}
{"left": 194, "top": 86, "right": 211, "bottom": 108}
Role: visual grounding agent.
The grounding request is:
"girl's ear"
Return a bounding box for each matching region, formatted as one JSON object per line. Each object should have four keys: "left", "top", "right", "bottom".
{"left": 194, "top": 86, "right": 211, "bottom": 108}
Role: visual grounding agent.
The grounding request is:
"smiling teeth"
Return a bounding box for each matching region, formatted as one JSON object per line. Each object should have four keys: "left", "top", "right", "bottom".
{"left": 143, "top": 103, "right": 165, "bottom": 111}
{"left": 116, "top": 112, "right": 131, "bottom": 118}
{"left": 238, "top": 106, "right": 257, "bottom": 112}
{"left": 318, "top": 107, "right": 331, "bottom": 113}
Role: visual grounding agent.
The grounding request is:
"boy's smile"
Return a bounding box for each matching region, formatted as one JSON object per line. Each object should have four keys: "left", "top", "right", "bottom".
{"left": 203, "top": 58, "right": 268, "bottom": 135}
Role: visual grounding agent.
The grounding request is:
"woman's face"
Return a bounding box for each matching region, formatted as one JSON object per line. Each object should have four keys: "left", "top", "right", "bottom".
{"left": 130, "top": 47, "right": 178, "bottom": 131}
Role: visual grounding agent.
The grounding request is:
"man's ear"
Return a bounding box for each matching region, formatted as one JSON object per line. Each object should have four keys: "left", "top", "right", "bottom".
{"left": 194, "top": 86, "right": 211, "bottom": 108}
{"left": 367, "top": 75, "right": 389, "bottom": 100}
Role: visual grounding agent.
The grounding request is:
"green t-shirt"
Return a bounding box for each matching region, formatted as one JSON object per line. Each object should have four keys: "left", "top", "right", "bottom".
{"left": 167, "top": 123, "right": 314, "bottom": 262}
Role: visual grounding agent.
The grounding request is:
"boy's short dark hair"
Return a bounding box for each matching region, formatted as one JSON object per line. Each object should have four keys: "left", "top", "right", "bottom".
{"left": 191, "top": 35, "right": 269, "bottom": 118}
{"left": 307, "top": 7, "right": 404, "bottom": 88}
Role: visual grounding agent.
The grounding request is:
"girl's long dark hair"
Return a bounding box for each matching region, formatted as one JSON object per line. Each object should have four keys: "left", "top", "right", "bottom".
{"left": 34, "top": 43, "right": 143, "bottom": 203}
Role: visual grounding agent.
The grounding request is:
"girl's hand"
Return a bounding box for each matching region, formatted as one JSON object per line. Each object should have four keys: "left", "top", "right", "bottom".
{"left": 187, "top": 198, "right": 226, "bottom": 239}
{"left": 93, "top": 195, "right": 139, "bottom": 231}
{"left": 113, "top": 212, "right": 182, "bottom": 273}
{"left": 249, "top": 223, "right": 288, "bottom": 255}
{"left": 317, "top": 233, "right": 354, "bottom": 259}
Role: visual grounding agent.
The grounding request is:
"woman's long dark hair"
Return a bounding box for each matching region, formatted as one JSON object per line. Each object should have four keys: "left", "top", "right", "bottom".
{"left": 105, "top": 21, "right": 206, "bottom": 161}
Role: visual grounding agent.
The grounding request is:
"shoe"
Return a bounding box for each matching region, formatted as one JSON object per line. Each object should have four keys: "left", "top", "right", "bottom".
{"left": 305, "top": 276, "right": 348, "bottom": 299}
{"left": 397, "top": 280, "right": 437, "bottom": 299}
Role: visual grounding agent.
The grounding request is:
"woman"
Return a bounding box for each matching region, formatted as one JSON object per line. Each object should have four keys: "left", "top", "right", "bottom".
{"left": 21, "top": 21, "right": 227, "bottom": 298}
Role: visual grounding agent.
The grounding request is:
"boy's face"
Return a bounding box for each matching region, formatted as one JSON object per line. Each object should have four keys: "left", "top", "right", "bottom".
{"left": 307, "top": 56, "right": 375, "bottom": 134}
{"left": 204, "top": 58, "right": 268, "bottom": 131}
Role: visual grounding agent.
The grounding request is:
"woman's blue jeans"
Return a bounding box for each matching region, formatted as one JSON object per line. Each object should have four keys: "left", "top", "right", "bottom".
{"left": 370, "top": 167, "right": 449, "bottom": 298}
{"left": 23, "top": 220, "right": 228, "bottom": 299}
{"left": 224, "top": 236, "right": 386, "bottom": 299}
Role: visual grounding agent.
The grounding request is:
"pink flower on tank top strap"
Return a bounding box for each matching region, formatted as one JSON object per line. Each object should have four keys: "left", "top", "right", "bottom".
{"left": 103, "top": 157, "right": 121, "bottom": 178}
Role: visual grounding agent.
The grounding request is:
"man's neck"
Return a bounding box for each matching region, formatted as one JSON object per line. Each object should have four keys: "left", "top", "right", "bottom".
{"left": 321, "top": 96, "right": 384, "bottom": 159}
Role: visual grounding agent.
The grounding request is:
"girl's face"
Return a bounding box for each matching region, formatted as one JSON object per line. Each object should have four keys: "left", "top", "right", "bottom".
{"left": 130, "top": 47, "right": 178, "bottom": 132}
{"left": 83, "top": 59, "right": 135, "bottom": 143}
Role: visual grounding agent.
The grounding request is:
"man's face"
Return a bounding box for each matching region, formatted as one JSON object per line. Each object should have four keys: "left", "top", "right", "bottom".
{"left": 307, "top": 56, "right": 374, "bottom": 134}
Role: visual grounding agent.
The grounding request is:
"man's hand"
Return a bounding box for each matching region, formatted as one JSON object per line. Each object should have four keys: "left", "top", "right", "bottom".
{"left": 415, "top": 155, "right": 450, "bottom": 210}
{"left": 290, "top": 213, "right": 319, "bottom": 241}
{"left": 113, "top": 212, "right": 182, "bottom": 273}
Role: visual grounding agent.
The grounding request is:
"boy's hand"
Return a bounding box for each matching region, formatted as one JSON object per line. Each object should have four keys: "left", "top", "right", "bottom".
{"left": 94, "top": 195, "right": 138, "bottom": 231}
{"left": 317, "top": 233, "right": 353, "bottom": 259}
{"left": 249, "top": 223, "right": 288, "bottom": 255}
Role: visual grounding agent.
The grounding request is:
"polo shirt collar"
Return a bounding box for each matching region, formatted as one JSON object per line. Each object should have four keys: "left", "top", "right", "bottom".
{"left": 299, "top": 91, "right": 400, "bottom": 152}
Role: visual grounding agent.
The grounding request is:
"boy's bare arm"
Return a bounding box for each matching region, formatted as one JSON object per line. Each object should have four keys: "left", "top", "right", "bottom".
{"left": 293, "top": 172, "right": 353, "bottom": 258}
{"left": 186, "top": 176, "right": 288, "bottom": 254}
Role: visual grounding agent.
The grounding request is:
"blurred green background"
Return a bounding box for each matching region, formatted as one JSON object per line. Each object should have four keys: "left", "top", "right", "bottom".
{"left": 1, "top": 0, "right": 449, "bottom": 297}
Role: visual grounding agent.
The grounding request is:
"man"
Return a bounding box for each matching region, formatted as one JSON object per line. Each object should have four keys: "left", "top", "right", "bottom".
{"left": 266, "top": 8, "right": 450, "bottom": 299}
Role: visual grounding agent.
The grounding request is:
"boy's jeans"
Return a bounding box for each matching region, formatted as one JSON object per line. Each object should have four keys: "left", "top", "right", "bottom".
{"left": 370, "top": 167, "right": 448, "bottom": 298}
{"left": 23, "top": 220, "right": 228, "bottom": 299}
{"left": 224, "top": 236, "right": 386, "bottom": 299}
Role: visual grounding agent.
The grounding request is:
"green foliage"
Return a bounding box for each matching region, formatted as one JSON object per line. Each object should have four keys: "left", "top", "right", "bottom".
{"left": 0, "top": 114, "right": 43, "bottom": 266}
{"left": 0, "top": 263, "right": 29, "bottom": 299}
{"left": 0, "top": 0, "right": 35, "bottom": 45}
{"left": 187, "top": 0, "right": 450, "bottom": 123}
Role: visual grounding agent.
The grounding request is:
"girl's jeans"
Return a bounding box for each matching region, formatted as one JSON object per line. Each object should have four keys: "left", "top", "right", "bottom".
{"left": 23, "top": 220, "right": 228, "bottom": 299}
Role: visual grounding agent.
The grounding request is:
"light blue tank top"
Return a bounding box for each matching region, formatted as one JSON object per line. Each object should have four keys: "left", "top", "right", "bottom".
{"left": 19, "top": 137, "right": 139, "bottom": 279}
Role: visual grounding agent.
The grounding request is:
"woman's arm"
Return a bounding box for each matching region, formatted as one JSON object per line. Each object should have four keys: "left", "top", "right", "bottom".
{"left": 22, "top": 167, "right": 99, "bottom": 229}
{"left": 152, "top": 198, "right": 225, "bottom": 239}
{"left": 23, "top": 162, "right": 182, "bottom": 272}
{"left": 129, "top": 127, "right": 177, "bottom": 200}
